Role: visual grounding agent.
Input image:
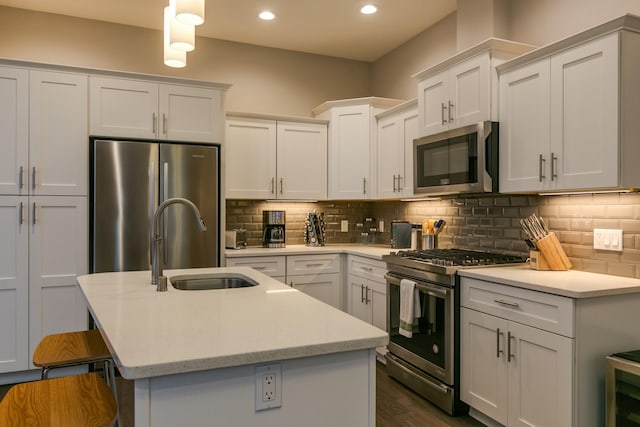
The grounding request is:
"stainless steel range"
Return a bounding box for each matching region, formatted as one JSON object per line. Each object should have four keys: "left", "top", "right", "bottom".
{"left": 382, "top": 249, "right": 526, "bottom": 415}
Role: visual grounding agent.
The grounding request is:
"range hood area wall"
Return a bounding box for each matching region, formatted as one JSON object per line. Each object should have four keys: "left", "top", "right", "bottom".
{"left": 226, "top": 192, "right": 640, "bottom": 279}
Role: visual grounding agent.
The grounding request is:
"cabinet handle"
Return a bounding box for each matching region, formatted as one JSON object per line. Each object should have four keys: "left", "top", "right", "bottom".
{"left": 365, "top": 286, "right": 371, "bottom": 304}
{"left": 361, "top": 266, "right": 373, "bottom": 272}
{"left": 163, "top": 113, "right": 167, "bottom": 135}
{"left": 393, "top": 174, "right": 397, "bottom": 192}
{"left": 289, "top": 281, "right": 294, "bottom": 287}
{"left": 494, "top": 299, "right": 520, "bottom": 308}
{"left": 551, "top": 152, "right": 558, "bottom": 181}
{"left": 153, "top": 113, "right": 157, "bottom": 134}
{"left": 441, "top": 103, "right": 447, "bottom": 125}
{"left": 361, "top": 284, "right": 365, "bottom": 303}
{"left": 496, "top": 328, "right": 504, "bottom": 358}
{"left": 397, "top": 175, "right": 402, "bottom": 191}
{"left": 363, "top": 177, "right": 367, "bottom": 195}
{"left": 18, "top": 166, "right": 24, "bottom": 189}
{"left": 507, "top": 331, "right": 515, "bottom": 363}
{"left": 32, "top": 202, "right": 36, "bottom": 225}
{"left": 539, "top": 154, "right": 546, "bottom": 182}
{"left": 271, "top": 177, "right": 275, "bottom": 195}
{"left": 280, "top": 177, "right": 283, "bottom": 195}
{"left": 305, "top": 263, "right": 324, "bottom": 268}
{"left": 253, "top": 266, "right": 267, "bottom": 270}
{"left": 31, "top": 167, "right": 36, "bottom": 191}
{"left": 448, "top": 100, "right": 454, "bottom": 123}
{"left": 19, "top": 202, "right": 24, "bottom": 225}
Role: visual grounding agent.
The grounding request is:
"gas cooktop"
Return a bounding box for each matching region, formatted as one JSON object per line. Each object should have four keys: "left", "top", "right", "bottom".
{"left": 383, "top": 248, "right": 528, "bottom": 276}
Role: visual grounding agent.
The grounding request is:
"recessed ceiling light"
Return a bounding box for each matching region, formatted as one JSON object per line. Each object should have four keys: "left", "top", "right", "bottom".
{"left": 360, "top": 4, "right": 378, "bottom": 15}
{"left": 259, "top": 10, "right": 276, "bottom": 21}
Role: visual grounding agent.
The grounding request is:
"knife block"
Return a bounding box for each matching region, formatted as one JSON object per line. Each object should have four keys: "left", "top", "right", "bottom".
{"left": 530, "top": 232, "right": 572, "bottom": 270}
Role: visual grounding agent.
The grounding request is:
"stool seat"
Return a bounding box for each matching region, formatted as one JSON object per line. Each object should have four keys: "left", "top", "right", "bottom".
{"left": 0, "top": 372, "right": 117, "bottom": 427}
{"left": 33, "top": 329, "right": 111, "bottom": 368}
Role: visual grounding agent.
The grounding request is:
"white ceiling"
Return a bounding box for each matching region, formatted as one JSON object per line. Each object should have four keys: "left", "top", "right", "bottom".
{"left": 0, "top": 0, "right": 456, "bottom": 61}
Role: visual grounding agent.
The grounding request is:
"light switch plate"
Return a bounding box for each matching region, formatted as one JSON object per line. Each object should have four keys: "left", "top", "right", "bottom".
{"left": 594, "top": 228, "right": 623, "bottom": 251}
{"left": 341, "top": 220, "right": 349, "bottom": 232}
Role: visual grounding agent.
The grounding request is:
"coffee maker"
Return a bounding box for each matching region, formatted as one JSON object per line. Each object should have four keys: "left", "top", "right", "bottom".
{"left": 263, "top": 210, "right": 286, "bottom": 248}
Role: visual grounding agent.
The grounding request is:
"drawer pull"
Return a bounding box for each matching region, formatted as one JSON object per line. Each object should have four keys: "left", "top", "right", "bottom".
{"left": 305, "top": 263, "right": 324, "bottom": 268}
{"left": 253, "top": 266, "right": 267, "bottom": 270}
{"left": 494, "top": 299, "right": 520, "bottom": 309}
{"left": 361, "top": 266, "right": 374, "bottom": 272}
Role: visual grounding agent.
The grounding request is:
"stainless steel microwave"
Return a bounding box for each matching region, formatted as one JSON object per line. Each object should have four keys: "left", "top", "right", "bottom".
{"left": 413, "top": 121, "right": 498, "bottom": 195}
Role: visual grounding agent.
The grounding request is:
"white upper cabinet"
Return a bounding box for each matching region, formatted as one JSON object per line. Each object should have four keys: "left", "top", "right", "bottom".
{"left": 90, "top": 76, "right": 225, "bottom": 143}
{"left": 313, "top": 97, "right": 403, "bottom": 200}
{"left": 414, "top": 39, "right": 534, "bottom": 138}
{"left": 499, "top": 16, "right": 640, "bottom": 193}
{"left": 225, "top": 115, "right": 327, "bottom": 200}
{"left": 0, "top": 67, "right": 28, "bottom": 196}
{"left": 376, "top": 100, "right": 418, "bottom": 199}
{"left": 0, "top": 67, "right": 88, "bottom": 197}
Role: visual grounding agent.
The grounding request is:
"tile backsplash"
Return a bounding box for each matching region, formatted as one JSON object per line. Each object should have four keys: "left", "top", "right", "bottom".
{"left": 226, "top": 192, "right": 640, "bottom": 279}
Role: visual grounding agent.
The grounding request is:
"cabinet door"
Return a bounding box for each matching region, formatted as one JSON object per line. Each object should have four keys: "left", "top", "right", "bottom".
{"left": 225, "top": 117, "right": 277, "bottom": 199}
{"left": 0, "top": 196, "right": 29, "bottom": 373}
{"left": 159, "top": 85, "right": 223, "bottom": 143}
{"left": 30, "top": 71, "right": 88, "bottom": 196}
{"left": 0, "top": 67, "right": 28, "bottom": 196}
{"left": 89, "top": 76, "right": 158, "bottom": 139}
{"left": 450, "top": 53, "right": 490, "bottom": 129}
{"left": 507, "top": 321, "right": 573, "bottom": 427}
{"left": 460, "top": 308, "right": 508, "bottom": 425}
{"left": 277, "top": 121, "right": 327, "bottom": 200}
{"left": 499, "top": 60, "right": 551, "bottom": 193}
{"left": 417, "top": 70, "right": 449, "bottom": 137}
{"left": 328, "top": 105, "right": 372, "bottom": 199}
{"left": 550, "top": 33, "right": 619, "bottom": 190}
{"left": 348, "top": 275, "right": 372, "bottom": 323}
{"left": 290, "top": 273, "right": 341, "bottom": 309}
{"left": 368, "top": 280, "right": 387, "bottom": 331}
{"left": 400, "top": 108, "right": 419, "bottom": 198}
{"left": 376, "top": 115, "right": 402, "bottom": 199}
{"left": 29, "top": 196, "right": 88, "bottom": 366}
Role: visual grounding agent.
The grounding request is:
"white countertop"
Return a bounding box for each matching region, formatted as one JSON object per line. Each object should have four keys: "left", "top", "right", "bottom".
{"left": 458, "top": 265, "right": 640, "bottom": 298}
{"left": 77, "top": 267, "right": 388, "bottom": 380}
{"left": 225, "top": 244, "right": 395, "bottom": 261}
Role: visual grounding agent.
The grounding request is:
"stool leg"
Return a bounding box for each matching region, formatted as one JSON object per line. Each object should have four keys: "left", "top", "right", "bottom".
{"left": 41, "top": 367, "right": 50, "bottom": 380}
{"left": 106, "top": 360, "right": 120, "bottom": 427}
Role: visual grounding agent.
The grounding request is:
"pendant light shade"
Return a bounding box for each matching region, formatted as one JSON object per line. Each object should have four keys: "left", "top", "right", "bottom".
{"left": 167, "top": 0, "right": 195, "bottom": 52}
{"left": 164, "top": 6, "right": 186, "bottom": 68}
{"left": 173, "top": 0, "right": 205, "bottom": 26}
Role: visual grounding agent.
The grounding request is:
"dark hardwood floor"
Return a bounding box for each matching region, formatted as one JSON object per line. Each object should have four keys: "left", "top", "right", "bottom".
{"left": 1, "top": 362, "right": 485, "bottom": 426}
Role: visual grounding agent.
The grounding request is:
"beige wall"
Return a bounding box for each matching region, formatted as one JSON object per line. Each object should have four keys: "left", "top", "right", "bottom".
{"left": 456, "top": 0, "right": 510, "bottom": 51}
{"left": 0, "top": 6, "right": 371, "bottom": 117}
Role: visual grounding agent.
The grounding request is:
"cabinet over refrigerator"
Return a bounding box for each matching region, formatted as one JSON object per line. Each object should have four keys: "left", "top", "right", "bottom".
{"left": 90, "top": 138, "right": 220, "bottom": 273}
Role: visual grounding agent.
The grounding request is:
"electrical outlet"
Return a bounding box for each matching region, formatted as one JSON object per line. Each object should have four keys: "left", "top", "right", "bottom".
{"left": 255, "top": 364, "right": 282, "bottom": 411}
{"left": 594, "top": 228, "right": 623, "bottom": 251}
{"left": 341, "top": 220, "right": 349, "bottom": 232}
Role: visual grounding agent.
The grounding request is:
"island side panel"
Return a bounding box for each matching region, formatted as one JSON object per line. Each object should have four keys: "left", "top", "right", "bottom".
{"left": 135, "top": 349, "right": 376, "bottom": 427}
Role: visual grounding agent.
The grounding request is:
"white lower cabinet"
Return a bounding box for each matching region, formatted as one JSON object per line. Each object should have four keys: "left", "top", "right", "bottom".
{"left": 461, "top": 308, "right": 572, "bottom": 426}
{"left": 347, "top": 256, "right": 387, "bottom": 331}
{"left": 0, "top": 195, "right": 88, "bottom": 374}
{"left": 225, "top": 253, "right": 342, "bottom": 309}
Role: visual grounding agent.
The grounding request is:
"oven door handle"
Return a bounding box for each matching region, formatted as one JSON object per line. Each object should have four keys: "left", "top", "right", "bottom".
{"left": 385, "top": 273, "right": 448, "bottom": 298}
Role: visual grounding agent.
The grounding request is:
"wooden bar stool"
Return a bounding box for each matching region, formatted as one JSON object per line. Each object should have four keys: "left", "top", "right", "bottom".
{"left": 0, "top": 372, "right": 117, "bottom": 426}
{"left": 32, "top": 329, "right": 119, "bottom": 424}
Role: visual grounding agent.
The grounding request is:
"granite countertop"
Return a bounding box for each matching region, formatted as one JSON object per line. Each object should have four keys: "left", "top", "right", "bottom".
{"left": 77, "top": 267, "right": 388, "bottom": 380}
{"left": 224, "top": 244, "right": 395, "bottom": 261}
{"left": 458, "top": 265, "right": 640, "bottom": 298}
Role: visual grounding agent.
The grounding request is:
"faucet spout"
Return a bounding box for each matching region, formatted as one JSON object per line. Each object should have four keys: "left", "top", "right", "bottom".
{"left": 151, "top": 197, "right": 207, "bottom": 291}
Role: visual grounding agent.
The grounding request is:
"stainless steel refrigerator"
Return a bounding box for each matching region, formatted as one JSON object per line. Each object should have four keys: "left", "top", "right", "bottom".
{"left": 90, "top": 138, "right": 220, "bottom": 273}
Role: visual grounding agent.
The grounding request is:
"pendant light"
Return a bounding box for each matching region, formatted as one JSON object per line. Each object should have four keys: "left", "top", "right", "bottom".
{"left": 173, "top": 0, "right": 205, "bottom": 26}
{"left": 168, "top": 0, "right": 195, "bottom": 51}
{"left": 163, "top": 6, "right": 186, "bottom": 68}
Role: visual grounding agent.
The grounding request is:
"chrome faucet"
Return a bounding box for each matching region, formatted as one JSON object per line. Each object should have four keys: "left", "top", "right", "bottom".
{"left": 151, "top": 197, "right": 207, "bottom": 291}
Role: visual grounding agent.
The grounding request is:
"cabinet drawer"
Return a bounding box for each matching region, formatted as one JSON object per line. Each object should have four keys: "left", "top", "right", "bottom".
{"left": 287, "top": 254, "right": 340, "bottom": 276}
{"left": 348, "top": 256, "right": 386, "bottom": 283}
{"left": 461, "top": 277, "right": 574, "bottom": 337}
{"left": 225, "top": 256, "right": 286, "bottom": 278}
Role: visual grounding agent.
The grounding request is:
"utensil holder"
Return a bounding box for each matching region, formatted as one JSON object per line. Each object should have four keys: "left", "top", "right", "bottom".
{"left": 423, "top": 234, "right": 437, "bottom": 250}
{"left": 531, "top": 232, "right": 572, "bottom": 270}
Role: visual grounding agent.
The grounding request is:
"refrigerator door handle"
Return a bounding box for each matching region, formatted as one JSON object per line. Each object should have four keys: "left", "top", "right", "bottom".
{"left": 149, "top": 161, "right": 156, "bottom": 266}
{"left": 163, "top": 162, "right": 169, "bottom": 263}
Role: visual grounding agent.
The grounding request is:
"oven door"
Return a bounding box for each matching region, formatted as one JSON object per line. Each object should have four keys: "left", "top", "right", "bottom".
{"left": 385, "top": 272, "right": 454, "bottom": 385}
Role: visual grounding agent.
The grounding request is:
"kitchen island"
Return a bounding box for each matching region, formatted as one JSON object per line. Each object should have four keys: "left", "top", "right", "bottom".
{"left": 77, "top": 267, "right": 388, "bottom": 427}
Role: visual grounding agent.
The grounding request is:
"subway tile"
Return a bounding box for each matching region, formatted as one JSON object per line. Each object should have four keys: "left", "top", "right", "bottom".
{"left": 607, "top": 205, "right": 635, "bottom": 218}
{"left": 607, "top": 263, "right": 637, "bottom": 279}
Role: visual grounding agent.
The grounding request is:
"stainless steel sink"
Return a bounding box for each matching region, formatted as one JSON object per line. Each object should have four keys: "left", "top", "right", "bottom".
{"left": 170, "top": 273, "right": 258, "bottom": 290}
